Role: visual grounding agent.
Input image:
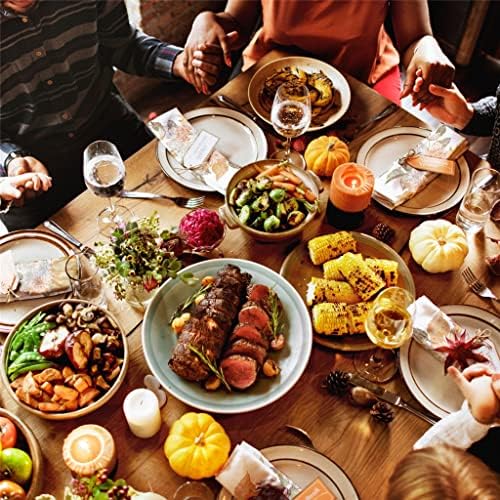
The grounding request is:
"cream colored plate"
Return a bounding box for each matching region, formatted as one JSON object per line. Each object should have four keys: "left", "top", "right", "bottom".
{"left": 0, "top": 230, "right": 73, "bottom": 332}
{"left": 357, "top": 126, "right": 470, "bottom": 215}
{"left": 400, "top": 305, "right": 500, "bottom": 419}
{"left": 156, "top": 107, "right": 268, "bottom": 193}
{"left": 280, "top": 232, "right": 415, "bottom": 352}
{"left": 248, "top": 56, "right": 351, "bottom": 132}
{"left": 218, "top": 445, "right": 359, "bottom": 499}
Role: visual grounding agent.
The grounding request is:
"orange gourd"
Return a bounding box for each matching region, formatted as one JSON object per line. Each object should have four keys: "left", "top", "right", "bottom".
{"left": 304, "top": 136, "right": 350, "bottom": 177}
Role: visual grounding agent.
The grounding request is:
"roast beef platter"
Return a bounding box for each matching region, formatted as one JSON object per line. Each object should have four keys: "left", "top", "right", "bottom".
{"left": 168, "top": 264, "right": 286, "bottom": 392}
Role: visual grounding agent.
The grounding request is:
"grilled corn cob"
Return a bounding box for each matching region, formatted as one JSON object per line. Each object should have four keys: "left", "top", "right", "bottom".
{"left": 312, "top": 302, "right": 349, "bottom": 335}
{"left": 338, "top": 252, "right": 385, "bottom": 301}
{"left": 323, "top": 253, "right": 363, "bottom": 280}
{"left": 365, "top": 258, "right": 399, "bottom": 287}
{"left": 308, "top": 232, "right": 357, "bottom": 265}
{"left": 346, "top": 302, "right": 372, "bottom": 334}
{"left": 306, "top": 277, "right": 360, "bottom": 305}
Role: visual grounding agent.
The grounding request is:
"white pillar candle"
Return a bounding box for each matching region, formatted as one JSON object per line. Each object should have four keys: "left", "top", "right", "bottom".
{"left": 123, "top": 388, "right": 162, "bottom": 438}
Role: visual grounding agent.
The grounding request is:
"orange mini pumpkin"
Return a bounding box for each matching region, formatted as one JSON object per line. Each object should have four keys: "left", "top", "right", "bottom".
{"left": 304, "top": 136, "right": 350, "bottom": 177}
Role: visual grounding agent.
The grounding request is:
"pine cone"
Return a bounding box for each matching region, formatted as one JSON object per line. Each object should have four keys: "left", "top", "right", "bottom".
{"left": 371, "top": 223, "right": 395, "bottom": 244}
{"left": 370, "top": 401, "right": 394, "bottom": 423}
{"left": 324, "top": 370, "right": 350, "bottom": 397}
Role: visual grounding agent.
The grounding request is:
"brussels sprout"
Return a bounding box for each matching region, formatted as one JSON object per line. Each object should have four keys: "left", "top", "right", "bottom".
{"left": 251, "top": 192, "right": 270, "bottom": 212}
{"left": 263, "top": 215, "right": 281, "bottom": 232}
{"left": 276, "top": 202, "right": 286, "bottom": 219}
{"left": 236, "top": 189, "right": 252, "bottom": 207}
{"left": 255, "top": 176, "right": 273, "bottom": 191}
{"left": 269, "top": 188, "right": 286, "bottom": 203}
{"left": 287, "top": 210, "right": 305, "bottom": 227}
{"left": 238, "top": 205, "right": 251, "bottom": 224}
{"left": 237, "top": 180, "right": 248, "bottom": 190}
{"left": 250, "top": 216, "right": 263, "bottom": 229}
{"left": 229, "top": 187, "right": 240, "bottom": 206}
{"left": 301, "top": 199, "right": 317, "bottom": 213}
{"left": 283, "top": 198, "right": 299, "bottom": 213}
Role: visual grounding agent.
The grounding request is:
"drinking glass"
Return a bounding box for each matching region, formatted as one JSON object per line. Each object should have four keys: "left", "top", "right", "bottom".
{"left": 270, "top": 83, "right": 311, "bottom": 168}
{"left": 65, "top": 252, "right": 106, "bottom": 307}
{"left": 456, "top": 167, "right": 500, "bottom": 234}
{"left": 173, "top": 481, "right": 214, "bottom": 500}
{"left": 354, "top": 287, "right": 414, "bottom": 383}
{"left": 83, "top": 140, "right": 132, "bottom": 235}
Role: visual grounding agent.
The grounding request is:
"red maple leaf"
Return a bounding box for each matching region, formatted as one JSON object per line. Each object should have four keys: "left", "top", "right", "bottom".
{"left": 434, "top": 328, "right": 488, "bottom": 374}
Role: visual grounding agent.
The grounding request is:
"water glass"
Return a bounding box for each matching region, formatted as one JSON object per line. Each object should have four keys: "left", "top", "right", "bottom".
{"left": 65, "top": 252, "right": 106, "bottom": 307}
{"left": 456, "top": 167, "right": 500, "bottom": 234}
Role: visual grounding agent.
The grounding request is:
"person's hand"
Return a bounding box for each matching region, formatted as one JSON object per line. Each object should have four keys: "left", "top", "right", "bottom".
{"left": 447, "top": 364, "right": 499, "bottom": 424}
{"left": 0, "top": 172, "right": 52, "bottom": 202}
{"left": 402, "top": 35, "right": 455, "bottom": 104}
{"left": 6, "top": 156, "right": 50, "bottom": 204}
{"left": 183, "top": 11, "right": 239, "bottom": 93}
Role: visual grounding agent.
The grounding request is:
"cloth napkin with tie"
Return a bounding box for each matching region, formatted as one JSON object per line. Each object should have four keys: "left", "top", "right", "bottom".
{"left": 373, "top": 125, "right": 469, "bottom": 209}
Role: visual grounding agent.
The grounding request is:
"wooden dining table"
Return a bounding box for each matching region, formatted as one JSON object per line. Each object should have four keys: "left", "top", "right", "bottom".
{"left": 1, "top": 49, "right": 499, "bottom": 499}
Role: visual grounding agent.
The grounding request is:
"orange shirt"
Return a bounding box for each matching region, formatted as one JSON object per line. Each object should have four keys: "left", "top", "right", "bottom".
{"left": 243, "top": 0, "right": 400, "bottom": 85}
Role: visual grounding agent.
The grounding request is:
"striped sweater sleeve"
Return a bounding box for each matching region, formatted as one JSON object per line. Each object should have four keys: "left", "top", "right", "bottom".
{"left": 96, "top": 0, "right": 182, "bottom": 79}
{"left": 462, "top": 95, "right": 497, "bottom": 137}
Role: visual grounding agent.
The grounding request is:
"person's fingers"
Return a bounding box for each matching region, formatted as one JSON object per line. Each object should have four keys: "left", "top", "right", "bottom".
{"left": 219, "top": 30, "right": 239, "bottom": 67}
{"left": 7, "top": 157, "right": 31, "bottom": 176}
{"left": 428, "top": 83, "right": 456, "bottom": 98}
{"left": 25, "top": 156, "right": 50, "bottom": 176}
{"left": 40, "top": 174, "right": 52, "bottom": 191}
{"left": 31, "top": 174, "right": 41, "bottom": 191}
{"left": 401, "top": 66, "right": 417, "bottom": 99}
{"left": 462, "top": 364, "right": 493, "bottom": 380}
{"left": 196, "top": 42, "right": 223, "bottom": 55}
{"left": 447, "top": 366, "right": 474, "bottom": 398}
{"left": 412, "top": 76, "right": 424, "bottom": 93}
{"left": 0, "top": 183, "right": 23, "bottom": 200}
{"left": 192, "top": 57, "right": 220, "bottom": 77}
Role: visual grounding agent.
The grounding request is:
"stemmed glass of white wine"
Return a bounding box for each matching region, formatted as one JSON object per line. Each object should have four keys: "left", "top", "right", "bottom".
{"left": 270, "top": 83, "right": 311, "bottom": 168}
{"left": 83, "top": 140, "right": 132, "bottom": 236}
{"left": 354, "top": 287, "right": 414, "bottom": 383}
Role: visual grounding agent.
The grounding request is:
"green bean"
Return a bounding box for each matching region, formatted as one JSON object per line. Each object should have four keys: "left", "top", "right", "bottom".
{"left": 8, "top": 352, "right": 47, "bottom": 373}
{"left": 9, "top": 361, "right": 56, "bottom": 382}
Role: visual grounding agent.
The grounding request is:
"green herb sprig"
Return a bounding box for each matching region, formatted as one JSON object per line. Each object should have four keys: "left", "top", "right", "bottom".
{"left": 169, "top": 283, "right": 212, "bottom": 323}
{"left": 268, "top": 290, "right": 284, "bottom": 339}
{"left": 188, "top": 344, "right": 231, "bottom": 392}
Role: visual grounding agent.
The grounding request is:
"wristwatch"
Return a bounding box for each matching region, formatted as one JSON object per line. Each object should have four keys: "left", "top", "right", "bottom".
{"left": 4, "top": 149, "right": 29, "bottom": 172}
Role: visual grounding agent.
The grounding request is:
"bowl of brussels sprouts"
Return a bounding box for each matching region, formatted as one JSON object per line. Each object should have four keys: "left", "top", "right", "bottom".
{"left": 220, "top": 160, "right": 323, "bottom": 242}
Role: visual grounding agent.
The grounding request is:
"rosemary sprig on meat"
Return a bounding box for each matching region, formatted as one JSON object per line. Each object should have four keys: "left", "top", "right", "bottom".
{"left": 268, "top": 290, "right": 284, "bottom": 339}
{"left": 169, "top": 283, "right": 212, "bottom": 323}
{"left": 188, "top": 344, "right": 232, "bottom": 392}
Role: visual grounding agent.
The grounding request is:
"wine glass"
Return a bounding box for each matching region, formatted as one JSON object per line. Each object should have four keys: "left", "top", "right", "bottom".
{"left": 83, "top": 140, "right": 132, "bottom": 235}
{"left": 270, "top": 83, "right": 311, "bottom": 168}
{"left": 354, "top": 287, "right": 414, "bottom": 383}
{"left": 173, "top": 481, "right": 214, "bottom": 500}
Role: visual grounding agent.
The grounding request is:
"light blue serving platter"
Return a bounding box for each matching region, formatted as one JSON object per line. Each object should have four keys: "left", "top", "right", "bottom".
{"left": 142, "top": 258, "right": 313, "bottom": 414}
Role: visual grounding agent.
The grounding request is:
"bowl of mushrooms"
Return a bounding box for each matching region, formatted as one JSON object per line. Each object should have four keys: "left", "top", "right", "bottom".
{"left": 0, "top": 299, "right": 128, "bottom": 420}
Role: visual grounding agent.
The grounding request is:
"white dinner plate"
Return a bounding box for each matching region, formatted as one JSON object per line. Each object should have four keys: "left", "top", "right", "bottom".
{"left": 156, "top": 107, "right": 268, "bottom": 193}
{"left": 357, "top": 127, "right": 470, "bottom": 215}
{"left": 142, "top": 259, "right": 312, "bottom": 414}
{"left": 218, "top": 445, "right": 359, "bottom": 500}
{"left": 0, "top": 230, "right": 73, "bottom": 333}
{"left": 400, "top": 305, "right": 500, "bottom": 419}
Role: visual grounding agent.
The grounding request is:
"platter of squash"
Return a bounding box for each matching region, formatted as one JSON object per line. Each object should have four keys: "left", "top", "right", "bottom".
{"left": 280, "top": 231, "right": 415, "bottom": 351}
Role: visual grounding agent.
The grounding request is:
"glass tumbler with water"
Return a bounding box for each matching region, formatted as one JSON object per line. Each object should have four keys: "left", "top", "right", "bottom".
{"left": 456, "top": 167, "right": 500, "bottom": 233}
{"left": 83, "top": 140, "right": 132, "bottom": 235}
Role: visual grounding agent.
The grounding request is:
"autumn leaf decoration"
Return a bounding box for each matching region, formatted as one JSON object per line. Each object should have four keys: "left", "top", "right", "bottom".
{"left": 434, "top": 328, "right": 489, "bottom": 374}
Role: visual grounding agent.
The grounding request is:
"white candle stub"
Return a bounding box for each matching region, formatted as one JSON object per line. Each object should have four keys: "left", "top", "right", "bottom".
{"left": 123, "top": 388, "right": 162, "bottom": 438}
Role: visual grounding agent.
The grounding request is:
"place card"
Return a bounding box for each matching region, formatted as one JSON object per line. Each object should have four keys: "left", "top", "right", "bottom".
{"left": 183, "top": 130, "right": 219, "bottom": 169}
{"left": 295, "top": 478, "right": 338, "bottom": 500}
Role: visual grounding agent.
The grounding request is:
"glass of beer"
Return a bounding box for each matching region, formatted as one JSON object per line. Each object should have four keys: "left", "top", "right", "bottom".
{"left": 354, "top": 287, "right": 414, "bottom": 382}
{"left": 83, "top": 140, "right": 132, "bottom": 235}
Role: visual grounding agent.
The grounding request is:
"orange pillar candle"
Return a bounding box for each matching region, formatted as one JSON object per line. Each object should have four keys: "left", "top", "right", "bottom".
{"left": 330, "top": 163, "right": 375, "bottom": 212}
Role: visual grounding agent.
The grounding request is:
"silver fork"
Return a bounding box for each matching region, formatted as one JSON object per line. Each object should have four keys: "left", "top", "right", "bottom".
{"left": 462, "top": 267, "right": 498, "bottom": 300}
{"left": 119, "top": 190, "right": 205, "bottom": 209}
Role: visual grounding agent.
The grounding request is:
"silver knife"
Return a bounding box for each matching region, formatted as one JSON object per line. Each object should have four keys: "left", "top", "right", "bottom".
{"left": 43, "top": 220, "right": 95, "bottom": 255}
{"left": 348, "top": 373, "right": 438, "bottom": 425}
{"left": 215, "top": 94, "right": 258, "bottom": 122}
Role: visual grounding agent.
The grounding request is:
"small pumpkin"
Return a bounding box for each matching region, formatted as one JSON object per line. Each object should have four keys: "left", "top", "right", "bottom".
{"left": 164, "top": 412, "right": 231, "bottom": 479}
{"left": 409, "top": 219, "right": 469, "bottom": 273}
{"left": 304, "top": 135, "right": 350, "bottom": 177}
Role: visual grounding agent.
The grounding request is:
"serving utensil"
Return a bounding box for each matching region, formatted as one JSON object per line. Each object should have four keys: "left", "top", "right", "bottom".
{"left": 462, "top": 267, "right": 498, "bottom": 300}
{"left": 119, "top": 191, "right": 205, "bottom": 209}
{"left": 348, "top": 373, "right": 438, "bottom": 425}
{"left": 284, "top": 424, "right": 316, "bottom": 449}
{"left": 43, "top": 220, "right": 95, "bottom": 255}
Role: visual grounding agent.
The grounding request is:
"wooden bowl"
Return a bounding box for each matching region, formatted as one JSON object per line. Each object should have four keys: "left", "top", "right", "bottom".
{"left": 219, "top": 159, "right": 323, "bottom": 243}
{"left": 0, "top": 299, "right": 129, "bottom": 421}
{"left": 0, "top": 407, "right": 43, "bottom": 497}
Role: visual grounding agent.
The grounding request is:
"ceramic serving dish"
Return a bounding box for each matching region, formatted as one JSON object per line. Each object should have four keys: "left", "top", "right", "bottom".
{"left": 218, "top": 159, "right": 323, "bottom": 243}
{"left": 0, "top": 407, "right": 44, "bottom": 497}
{"left": 0, "top": 299, "right": 129, "bottom": 421}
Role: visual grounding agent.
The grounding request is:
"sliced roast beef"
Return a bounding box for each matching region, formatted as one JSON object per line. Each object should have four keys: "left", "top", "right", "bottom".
{"left": 221, "top": 355, "right": 258, "bottom": 390}
{"left": 225, "top": 339, "right": 267, "bottom": 366}
{"left": 238, "top": 304, "right": 271, "bottom": 333}
{"left": 230, "top": 323, "right": 269, "bottom": 349}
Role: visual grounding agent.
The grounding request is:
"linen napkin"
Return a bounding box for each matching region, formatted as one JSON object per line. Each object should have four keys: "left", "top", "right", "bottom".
{"left": 216, "top": 441, "right": 300, "bottom": 498}
{"left": 412, "top": 296, "right": 500, "bottom": 371}
{"left": 373, "top": 125, "right": 469, "bottom": 209}
{"left": 0, "top": 251, "right": 71, "bottom": 303}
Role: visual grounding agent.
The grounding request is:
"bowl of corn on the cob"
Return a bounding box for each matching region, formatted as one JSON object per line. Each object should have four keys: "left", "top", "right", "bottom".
{"left": 219, "top": 160, "right": 323, "bottom": 243}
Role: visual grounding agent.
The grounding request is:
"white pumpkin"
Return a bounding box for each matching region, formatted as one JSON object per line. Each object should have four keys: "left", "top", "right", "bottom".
{"left": 409, "top": 219, "right": 468, "bottom": 273}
